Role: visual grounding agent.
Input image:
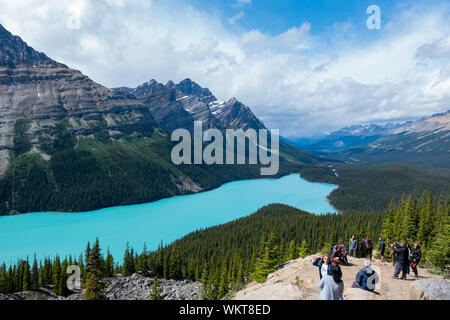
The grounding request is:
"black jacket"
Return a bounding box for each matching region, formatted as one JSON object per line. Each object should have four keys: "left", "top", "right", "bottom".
{"left": 411, "top": 249, "right": 421, "bottom": 262}
{"left": 392, "top": 246, "right": 409, "bottom": 265}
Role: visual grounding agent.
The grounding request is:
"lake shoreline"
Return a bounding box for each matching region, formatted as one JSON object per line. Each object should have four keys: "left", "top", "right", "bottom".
{"left": 0, "top": 174, "right": 339, "bottom": 265}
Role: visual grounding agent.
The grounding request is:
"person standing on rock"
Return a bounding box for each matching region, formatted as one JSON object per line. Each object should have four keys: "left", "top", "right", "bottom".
{"left": 391, "top": 242, "right": 409, "bottom": 280}
{"left": 362, "top": 236, "right": 373, "bottom": 261}
{"left": 378, "top": 237, "right": 386, "bottom": 262}
{"left": 411, "top": 243, "right": 422, "bottom": 279}
{"left": 349, "top": 235, "right": 358, "bottom": 258}
{"left": 318, "top": 265, "right": 344, "bottom": 300}
{"left": 313, "top": 254, "right": 332, "bottom": 279}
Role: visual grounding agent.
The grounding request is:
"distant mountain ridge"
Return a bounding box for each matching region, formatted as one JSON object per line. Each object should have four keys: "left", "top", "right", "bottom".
{"left": 294, "top": 111, "right": 450, "bottom": 169}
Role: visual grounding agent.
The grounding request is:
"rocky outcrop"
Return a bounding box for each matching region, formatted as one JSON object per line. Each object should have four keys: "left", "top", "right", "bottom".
{"left": 233, "top": 255, "right": 445, "bottom": 300}
{"left": 410, "top": 278, "right": 450, "bottom": 300}
{"left": 0, "top": 273, "right": 202, "bottom": 300}
{"left": 171, "top": 175, "right": 203, "bottom": 193}
{"left": 100, "top": 273, "right": 201, "bottom": 300}
{"left": 209, "top": 98, "right": 265, "bottom": 131}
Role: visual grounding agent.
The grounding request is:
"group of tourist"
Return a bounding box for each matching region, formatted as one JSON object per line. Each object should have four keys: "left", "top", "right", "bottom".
{"left": 313, "top": 235, "right": 422, "bottom": 300}
{"left": 389, "top": 241, "right": 422, "bottom": 280}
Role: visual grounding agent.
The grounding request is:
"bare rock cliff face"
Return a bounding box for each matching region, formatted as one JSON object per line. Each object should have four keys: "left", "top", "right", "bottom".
{"left": 0, "top": 24, "right": 156, "bottom": 171}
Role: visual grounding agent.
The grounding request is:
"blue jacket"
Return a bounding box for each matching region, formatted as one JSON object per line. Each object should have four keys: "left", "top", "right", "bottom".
{"left": 313, "top": 257, "right": 333, "bottom": 279}
{"left": 355, "top": 268, "right": 377, "bottom": 291}
{"left": 379, "top": 240, "right": 385, "bottom": 252}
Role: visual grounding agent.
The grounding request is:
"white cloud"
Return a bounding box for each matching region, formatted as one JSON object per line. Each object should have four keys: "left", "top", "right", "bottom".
{"left": 0, "top": 0, "right": 449, "bottom": 137}
{"left": 233, "top": 0, "right": 251, "bottom": 8}
{"left": 228, "top": 10, "right": 244, "bottom": 25}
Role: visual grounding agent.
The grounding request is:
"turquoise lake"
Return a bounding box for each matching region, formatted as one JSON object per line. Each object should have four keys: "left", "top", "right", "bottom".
{"left": 0, "top": 174, "right": 338, "bottom": 265}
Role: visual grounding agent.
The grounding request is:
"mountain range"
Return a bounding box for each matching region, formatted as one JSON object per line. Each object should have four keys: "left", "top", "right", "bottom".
{"left": 291, "top": 111, "right": 450, "bottom": 169}
{"left": 0, "top": 24, "right": 317, "bottom": 215}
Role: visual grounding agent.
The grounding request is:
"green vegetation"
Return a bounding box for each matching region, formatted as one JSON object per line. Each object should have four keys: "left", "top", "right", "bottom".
{"left": 14, "top": 118, "right": 30, "bottom": 135}
{"left": 301, "top": 163, "right": 450, "bottom": 213}
{"left": 381, "top": 192, "right": 449, "bottom": 272}
{"left": 251, "top": 230, "right": 280, "bottom": 283}
{"left": 13, "top": 118, "right": 32, "bottom": 155}
{"left": 82, "top": 238, "right": 106, "bottom": 300}
{"left": 150, "top": 277, "right": 163, "bottom": 300}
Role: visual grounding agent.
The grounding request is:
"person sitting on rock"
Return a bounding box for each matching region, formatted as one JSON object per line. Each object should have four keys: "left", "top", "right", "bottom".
{"left": 339, "top": 243, "right": 349, "bottom": 265}
{"left": 352, "top": 260, "right": 379, "bottom": 291}
{"left": 318, "top": 265, "right": 344, "bottom": 300}
{"left": 313, "top": 254, "right": 332, "bottom": 279}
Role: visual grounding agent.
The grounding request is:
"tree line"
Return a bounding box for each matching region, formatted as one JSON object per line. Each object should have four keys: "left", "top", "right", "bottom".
{"left": 381, "top": 191, "right": 449, "bottom": 271}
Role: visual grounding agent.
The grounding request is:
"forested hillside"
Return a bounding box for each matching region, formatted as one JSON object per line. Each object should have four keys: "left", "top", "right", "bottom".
{"left": 301, "top": 163, "right": 450, "bottom": 213}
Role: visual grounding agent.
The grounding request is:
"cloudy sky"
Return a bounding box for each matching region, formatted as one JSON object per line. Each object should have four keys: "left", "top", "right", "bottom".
{"left": 1, "top": 0, "right": 449, "bottom": 137}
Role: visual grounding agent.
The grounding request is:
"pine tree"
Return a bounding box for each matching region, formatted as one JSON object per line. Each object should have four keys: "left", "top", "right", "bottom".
{"left": 104, "top": 248, "right": 114, "bottom": 278}
{"left": 0, "top": 263, "right": 7, "bottom": 294}
{"left": 418, "top": 192, "right": 434, "bottom": 247}
{"left": 200, "top": 263, "right": 209, "bottom": 300}
{"left": 288, "top": 240, "right": 298, "bottom": 260}
{"left": 150, "top": 277, "right": 163, "bottom": 300}
{"left": 52, "top": 255, "right": 61, "bottom": 294}
{"left": 60, "top": 258, "right": 69, "bottom": 296}
{"left": 217, "top": 259, "right": 229, "bottom": 299}
{"left": 168, "top": 243, "right": 182, "bottom": 279}
{"left": 382, "top": 199, "right": 396, "bottom": 242}
{"left": 251, "top": 231, "right": 279, "bottom": 283}
{"left": 31, "top": 255, "right": 39, "bottom": 290}
{"left": 427, "top": 215, "right": 449, "bottom": 271}
{"left": 21, "top": 259, "right": 31, "bottom": 292}
{"left": 122, "top": 243, "right": 135, "bottom": 276}
{"left": 298, "top": 240, "right": 310, "bottom": 258}
{"left": 82, "top": 238, "right": 106, "bottom": 300}
{"left": 400, "top": 195, "right": 417, "bottom": 242}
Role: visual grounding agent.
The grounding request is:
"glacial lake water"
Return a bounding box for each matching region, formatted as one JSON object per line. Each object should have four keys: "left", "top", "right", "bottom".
{"left": 0, "top": 174, "right": 337, "bottom": 265}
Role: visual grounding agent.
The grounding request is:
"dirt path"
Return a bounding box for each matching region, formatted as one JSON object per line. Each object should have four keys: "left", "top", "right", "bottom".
{"left": 234, "top": 255, "right": 441, "bottom": 300}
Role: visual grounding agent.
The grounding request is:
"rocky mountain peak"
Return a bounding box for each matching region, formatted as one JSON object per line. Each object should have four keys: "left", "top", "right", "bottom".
{"left": 176, "top": 78, "right": 213, "bottom": 99}
{"left": 165, "top": 80, "right": 176, "bottom": 89}
{"left": 0, "top": 24, "right": 63, "bottom": 68}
